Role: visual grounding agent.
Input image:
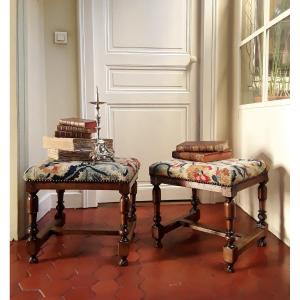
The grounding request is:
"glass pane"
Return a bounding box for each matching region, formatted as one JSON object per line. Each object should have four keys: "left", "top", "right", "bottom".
{"left": 240, "top": 34, "right": 264, "bottom": 105}
{"left": 268, "top": 17, "right": 290, "bottom": 100}
{"left": 270, "top": 0, "right": 290, "bottom": 20}
{"left": 241, "top": 0, "right": 264, "bottom": 40}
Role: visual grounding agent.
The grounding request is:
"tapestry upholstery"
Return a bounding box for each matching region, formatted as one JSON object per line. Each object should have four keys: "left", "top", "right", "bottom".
{"left": 149, "top": 158, "right": 267, "bottom": 187}
{"left": 24, "top": 157, "right": 140, "bottom": 183}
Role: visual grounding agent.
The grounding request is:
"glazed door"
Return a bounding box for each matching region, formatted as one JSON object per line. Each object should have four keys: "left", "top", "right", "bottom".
{"left": 79, "top": 0, "right": 200, "bottom": 205}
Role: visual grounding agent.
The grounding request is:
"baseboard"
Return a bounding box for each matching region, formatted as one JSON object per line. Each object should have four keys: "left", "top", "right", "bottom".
{"left": 236, "top": 202, "right": 290, "bottom": 247}
{"left": 37, "top": 191, "right": 83, "bottom": 221}
{"left": 95, "top": 183, "right": 192, "bottom": 203}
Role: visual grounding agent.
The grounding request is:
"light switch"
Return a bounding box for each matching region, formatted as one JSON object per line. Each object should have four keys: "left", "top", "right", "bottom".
{"left": 54, "top": 32, "right": 68, "bottom": 44}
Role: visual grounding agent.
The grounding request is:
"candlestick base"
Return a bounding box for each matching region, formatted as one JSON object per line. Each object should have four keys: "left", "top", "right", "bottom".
{"left": 90, "top": 139, "right": 115, "bottom": 163}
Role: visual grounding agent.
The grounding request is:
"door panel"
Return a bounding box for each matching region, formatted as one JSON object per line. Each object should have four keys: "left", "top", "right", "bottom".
{"left": 83, "top": 0, "right": 199, "bottom": 204}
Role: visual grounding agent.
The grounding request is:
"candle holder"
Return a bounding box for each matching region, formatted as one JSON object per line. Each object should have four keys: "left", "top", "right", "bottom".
{"left": 89, "top": 87, "right": 115, "bottom": 163}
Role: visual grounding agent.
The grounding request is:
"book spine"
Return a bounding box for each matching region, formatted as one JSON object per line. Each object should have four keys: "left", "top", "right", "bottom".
{"left": 176, "top": 144, "right": 228, "bottom": 152}
{"left": 57, "top": 124, "right": 96, "bottom": 133}
{"left": 58, "top": 120, "right": 96, "bottom": 129}
{"left": 55, "top": 130, "right": 92, "bottom": 139}
{"left": 48, "top": 149, "right": 92, "bottom": 161}
{"left": 172, "top": 151, "right": 233, "bottom": 162}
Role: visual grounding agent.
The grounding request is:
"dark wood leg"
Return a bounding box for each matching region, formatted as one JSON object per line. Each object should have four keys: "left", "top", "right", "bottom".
{"left": 55, "top": 189, "right": 65, "bottom": 227}
{"left": 26, "top": 191, "right": 40, "bottom": 264}
{"left": 223, "top": 197, "right": 237, "bottom": 273}
{"left": 118, "top": 192, "right": 130, "bottom": 266}
{"left": 129, "top": 181, "right": 137, "bottom": 222}
{"left": 257, "top": 182, "right": 267, "bottom": 247}
{"left": 152, "top": 184, "right": 163, "bottom": 248}
{"left": 190, "top": 188, "right": 200, "bottom": 221}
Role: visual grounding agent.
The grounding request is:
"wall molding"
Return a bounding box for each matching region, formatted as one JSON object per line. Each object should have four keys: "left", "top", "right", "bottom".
{"left": 199, "top": 0, "right": 217, "bottom": 141}
{"left": 199, "top": 0, "right": 218, "bottom": 203}
{"left": 16, "top": 0, "right": 29, "bottom": 239}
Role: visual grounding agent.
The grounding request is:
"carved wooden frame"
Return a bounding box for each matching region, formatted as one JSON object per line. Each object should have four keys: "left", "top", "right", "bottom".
{"left": 150, "top": 171, "right": 268, "bottom": 273}
{"left": 25, "top": 174, "right": 138, "bottom": 267}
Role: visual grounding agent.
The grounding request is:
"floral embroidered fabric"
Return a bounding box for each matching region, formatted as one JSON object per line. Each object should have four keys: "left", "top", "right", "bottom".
{"left": 149, "top": 158, "right": 267, "bottom": 187}
{"left": 24, "top": 157, "right": 140, "bottom": 183}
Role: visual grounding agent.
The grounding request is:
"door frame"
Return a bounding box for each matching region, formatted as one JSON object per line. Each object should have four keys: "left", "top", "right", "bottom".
{"left": 77, "top": 0, "right": 218, "bottom": 205}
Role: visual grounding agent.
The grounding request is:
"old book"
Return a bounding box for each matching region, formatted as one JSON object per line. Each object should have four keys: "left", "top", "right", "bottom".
{"left": 48, "top": 149, "right": 92, "bottom": 161}
{"left": 172, "top": 150, "right": 233, "bottom": 163}
{"left": 58, "top": 117, "right": 97, "bottom": 129}
{"left": 43, "top": 136, "right": 95, "bottom": 150}
{"left": 55, "top": 130, "right": 93, "bottom": 139}
{"left": 176, "top": 141, "right": 229, "bottom": 152}
{"left": 43, "top": 136, "right": 113, "bottom": 151}
{"left": 57, "top": 124, "right": 97, "bottom": 134}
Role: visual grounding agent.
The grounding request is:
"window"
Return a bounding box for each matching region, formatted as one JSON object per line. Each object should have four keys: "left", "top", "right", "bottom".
{"left": 240, "top": 0, "right": 290, "bottom": 105}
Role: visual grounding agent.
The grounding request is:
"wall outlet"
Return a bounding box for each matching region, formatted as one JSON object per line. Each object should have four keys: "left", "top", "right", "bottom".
{"left": 54, "top": 32, "right": 68, "bottom": 44}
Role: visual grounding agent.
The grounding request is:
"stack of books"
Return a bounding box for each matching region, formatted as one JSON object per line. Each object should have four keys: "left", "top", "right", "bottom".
{"left": 55, "top": 117, "right": 97, "bottom": 139}
{"left": 43, "top": 117, "right": 113, "bottom": 161}
{"left": 172, "top": 141, "right": 233, "bottom": 162}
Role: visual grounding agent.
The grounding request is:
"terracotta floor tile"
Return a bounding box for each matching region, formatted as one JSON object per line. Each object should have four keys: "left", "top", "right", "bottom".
{"left": 127, "top": 250, "right": 140, "bottom": 263}
{"left": 116, "top": 265, "right": 143, "bottom": 287}
{"left": 41, "top": 279, "right": 73, "bottom": 297}
{"left": 48, "top": 258, "right": 78, "bottom": 280}
{"left": 69, "top": 274, "right": 98, "bottom": 288}
{"left": 19, "top": 273, "right": 52, "bottom": 292}
{"left": 115, "top": 286, "right": 144, "bottom": 300}
{"left": 91, "top": 279, "right": 119, "bottom": 297}
{"left": 63, "top": 287, "right": 96, "bottom": 300}
{"left": 74, "top": 256, "right": 100, "bottom": 275}
{"left": 26, "top": 261, "right": 55, "bottom": 277}
{"left": 11, "top": 290, "right": 43, "bottom": 300}
{"left": 11, "top": 204, "right": 289, "bottom": 300}
{"left": 94, "top": 265, "right": 120, "bottom": 281}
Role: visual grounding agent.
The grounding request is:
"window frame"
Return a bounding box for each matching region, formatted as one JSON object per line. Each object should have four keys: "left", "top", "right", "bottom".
{"left": 239, "top": 0, "right": 290, "bottom": 108}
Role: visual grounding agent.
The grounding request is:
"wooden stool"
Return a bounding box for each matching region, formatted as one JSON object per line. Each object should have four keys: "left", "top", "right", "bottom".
{"left": 23, "top": 157, "right": 140, "bottom": 266}
{"left": 149, "top": 158, "right": 268, "bottom": 272}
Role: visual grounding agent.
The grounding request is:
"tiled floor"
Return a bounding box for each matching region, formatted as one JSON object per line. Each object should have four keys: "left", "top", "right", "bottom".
{"left": 11, "top": 203, "right": 289, "bottom": 300}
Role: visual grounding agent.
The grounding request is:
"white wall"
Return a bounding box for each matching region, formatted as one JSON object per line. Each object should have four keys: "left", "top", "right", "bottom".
{"left": 43, "top": 0, "right": 79, "bottom": 135}
{"left": 27, "top": 0, "right": 48, "bottom": 165}
{"left": 233, "top": 104, "right": 290, "bottom": 245}
{"left": 215, "top": 0, "right": 234, "bottom": 145}
{"left": 10, "top": 0, "right": 18, "bottom": 240}
{"left": 232, "top": 1, "right": 290, "bottom": 245}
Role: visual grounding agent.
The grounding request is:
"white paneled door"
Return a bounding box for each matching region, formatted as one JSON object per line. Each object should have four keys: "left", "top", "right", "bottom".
{"left": 79, "top": 0, "right": 200, "bottom": 205}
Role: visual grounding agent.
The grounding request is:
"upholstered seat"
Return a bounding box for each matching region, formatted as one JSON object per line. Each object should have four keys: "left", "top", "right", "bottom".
{"left": 149, "top": 158, "right": 267, "bottom": 187}
{"left": 24, "top": 157, "right": 140, "bottom": 183}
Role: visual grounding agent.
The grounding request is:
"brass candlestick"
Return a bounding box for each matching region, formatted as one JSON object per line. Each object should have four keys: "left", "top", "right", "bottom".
{"left": 89, "top": 87, "right": 114, "bottom": 163}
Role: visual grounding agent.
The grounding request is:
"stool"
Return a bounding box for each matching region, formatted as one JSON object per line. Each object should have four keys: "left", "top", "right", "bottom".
{"left": 149, "top": 158, "right": 268, "bottom": 272}
{"left": 23, "top": 157, "right": 140, "bottom": 266}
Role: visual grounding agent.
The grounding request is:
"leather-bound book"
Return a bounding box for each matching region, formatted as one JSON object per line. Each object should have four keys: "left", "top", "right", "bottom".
{"left": 43, "top": 136, "right": 113, "bottom": 151}
{"left": 55, "top": 130, "right": 93, "bottom": 139}
{"left": 172, "top": 150, "right": 233, "bottom": 162}
{"left": 48, "top": 149, "right": 92, "bottom": 161}
{"left": 58, "top": 118, "right": 97, "bottom": 129}
{"left": 176, "top": 141, "right": 229, "bottom": 152}
{"left": 57, "top": 124, "right": 97, "bottom": 134}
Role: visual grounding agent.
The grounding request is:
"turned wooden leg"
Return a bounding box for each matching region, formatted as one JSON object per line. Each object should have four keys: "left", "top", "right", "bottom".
{"left": 129, "top": 181, "right": 137, "bottom": 222}
{"left": 152, "top": 184, "right": 163, "bottom": 248}
{"left": 257, "top": 182, "right": 267, "bottom": 247}
{"left": 118, "top": 192, "right": 130, "bottom": 266}
{"left": 26, "top": 191, "right": 40, "bottom": 264}
{"left": 55, "top": 189, "right": 65, "bottom": 227}
{"left": 190, "top": 188, "right": 200, "bottom": 221}
{"left": 223, "top": 196, "right": 237, "bottom": 273}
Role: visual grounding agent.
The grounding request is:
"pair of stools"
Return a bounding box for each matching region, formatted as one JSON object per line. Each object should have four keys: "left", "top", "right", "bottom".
{"left": 24, "top": 157, "right": 268, "bottom": 272}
